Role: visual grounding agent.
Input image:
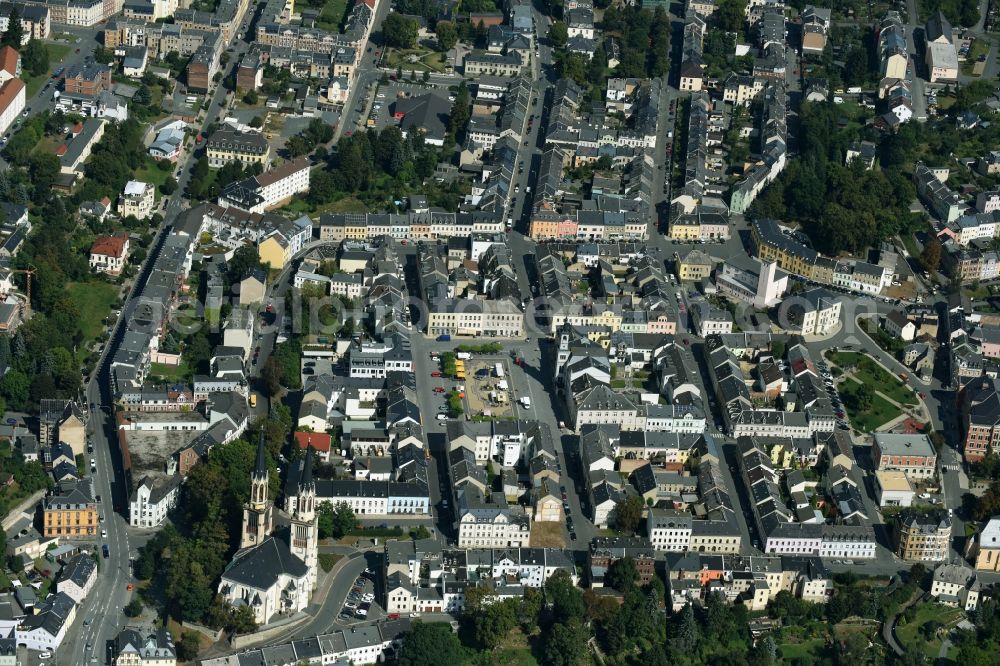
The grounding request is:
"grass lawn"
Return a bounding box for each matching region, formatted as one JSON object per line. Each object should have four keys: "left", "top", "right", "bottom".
{"left": 385, "top": 48, "right": 448, "bottom": 73}
{"left": 282, "top": 195, "right": 368, "bottom": 216}
{"left": 65, "top": 281, "right": 118, "bottom": 342}
{"left": 896, "top": 603, "right": 964, "bottom": 660}
{"left": 23, "top": 44, "right": 72, "bottom": 98}
{"left": 316, "top": 0, "right": 350, "bottom": 31}
{"left": 776, "top": 637, "right": 826, "bottom": 661}
{"left": 839, "top": 377, "right": 903, "bottom": 432}
{"left": 149, "top": 360, "right": 191, "bottom": 381}
{"left": 825, "top": 351, "right": 916, "bottom": 405}
{"left": 134, "top": 157, "right": 173, "bottom": 192}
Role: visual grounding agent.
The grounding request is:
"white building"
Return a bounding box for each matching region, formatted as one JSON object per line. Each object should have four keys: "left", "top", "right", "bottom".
{"left": 456, "top": 486, "right": 531, "bottom": 548}
{"left": 874, "top": 470, "right": 915, "bottom": 507}
{"left": 217, "top": 157, "right": 311, "bottom": 214}
{"left": 647, "top": 508, "right": 693, "bottom": 552}
{"left": 89, "top": 234, "right": 130, "bottom": 275}
{"left": 113, "top": 628, "right": 176, "bottom": 666}
{"left": 715, "top": 260, "right": 788, "bottom": 309}
{"left": 16, "top": 593, "right": 75, "bottom": 651}
{"left": 128, "top": 476, "right": 181, "bottom": 528}
{"left": 54, "top": 553, "right": 96, "bottom": 604}
{"left": 119, "top": 180, "right": 155, "bottom": 220}
{"left": 783, "top": 287, "right": 841, "bottom": 336}
{"left": 930, "top": 563, "right": 981, "bottom": 611}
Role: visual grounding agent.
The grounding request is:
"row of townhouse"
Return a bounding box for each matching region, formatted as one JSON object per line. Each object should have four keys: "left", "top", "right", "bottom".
{"left": 384, "top": 540, "right": 576, "bottom": 614}
{"left": 318, "top": 210, "right": 507, "bottom": 242}
{"left": 729, "top": 83, "right": 787, "bottom": 214}
{"left": 237, "top": 42, "right": 358, "bottom": 92}
{"left": 665, "top": 552, "right": 832, "bottom": 612}
{"left": 750, "top": 218, "right": 892, "bottom": 294}
{"left": 938, "top": 211, "right": 1000, "bottom": 246}
{"left": 17, "top": 0, "right": 119, "bottom": 26}
{"left": 915, "top": 161, "right": 965, "bottom": 223}
{"left": 103, "top": 19, "right": 214, "bottom": 59}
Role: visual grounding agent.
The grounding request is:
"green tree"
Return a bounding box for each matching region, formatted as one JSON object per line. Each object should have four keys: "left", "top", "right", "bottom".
{"left": 613, "top": 495, "right": 644, "bottom": 534}
{"left": 435, "top": 20, "right": 458, "bottom": 51}
{"left": 543, "top": 618, "right": 589, "bottom": 666}
{"left": 920, "top": 238, "right": 942, "bottom": 273}
{"left": 397, "top": 622, "right": 465, "bottom": 666}
{"left": 549, "top": 20, "right": 568, "bottom": 47}
{"left": 2, "top": 7, "right": 23, "bottom": 48}
{"left": 176, "top": 631, "right": 201, "bottom": 661}
{"left": 606, "top": 556, "right": 638, "bottom": 591}
{"left": 243, "top": 89, "right": 259, "bottom": 105}
{"left": 123, "top": 599, "right": 144, "bottom": 617}
{"left": 383, "top": 13, "right": 419, "bottom": 48}
{"left": 331, "top": 501, "right": 356, "bottom": 538}
{"left": 545, "top": 570, "right": 585, "bottom": 623}
{"left": 21, "top": 39, "right": 48, "bottom": 77}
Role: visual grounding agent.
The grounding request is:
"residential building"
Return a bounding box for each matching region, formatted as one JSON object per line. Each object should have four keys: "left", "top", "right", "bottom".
{"left": 205, "top": 126, "right": 270, "bottom": 168}
{"left": 677, "top": 249, "right": 714, "bottom": 281}
{"left": 915, "top": 162, "right": 963, "bottom": 223}
{"left": 925, "top": 12, "right": 958, "bottom": 83}
{"left": 781, "top": 287, "right": 841, "bottom": 336}
{"left": 961, "top": 376, "right": 1000, "bottom": 462}
{"left": 128, "top": 475, "right": 182, "bottom": 528}
{"left": 119, "top": 180, "right": 155, "bottom": 220}
{"left": 90, "top": 234, "right": 130, "bottom": 275}
{"left": 43, "top": 478, "right": 98, "bottom": 538}
{"left": 930, "top": 563, "right": 980, "bottom": 610}
{"left": 218, "top": 157, "right": 311, "bottom": 213}
{"left": 647, "top": 508, "right": 693, "bottom": 552}
{"left": 112, "top": 627, "right": 176, "bottom": 666}
{"left": 896, "top": 512, "right": 951, "bottom": 561}
{"left": 800, "top": 6, "right": 831, "bottom": 54}
{"left": 884, "top": 310, "right": 917, "bottom": 342}
{"left": 55, "top": 553, "right": 96, "bottom": 604}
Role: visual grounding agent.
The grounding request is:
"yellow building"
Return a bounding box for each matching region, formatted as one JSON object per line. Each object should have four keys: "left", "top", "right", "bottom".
{"left": 43, "top": 479, "right": 98, "bottom": 538}
{"left": 205, "top": 127, "right": 270, "bottom": 168}
{"left": 677, "top": 249, "right": 714, "bottom": 281}
{"left": 258, "top": 234, "right": 290, "bottom": 271}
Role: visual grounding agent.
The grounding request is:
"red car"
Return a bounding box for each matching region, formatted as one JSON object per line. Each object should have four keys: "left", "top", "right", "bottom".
{"left": 431, "top": 371, "right": 442, "bottom": 377}
{"left": 434, "top": 387, "right": 445, "bottom": 393}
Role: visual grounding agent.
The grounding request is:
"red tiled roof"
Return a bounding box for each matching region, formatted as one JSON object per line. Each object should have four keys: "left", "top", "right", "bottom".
{"left": 55, "top": 144, "right": 67, "bottom": 156}
{"left": 0, "top": 46, "right": 18, "bottom": 79}
{"left": 90, "top": 235, "right": 128, "bottom": 258}
{"left": 294, "top": 431, "right": 332, "bottom": 452}
{"left": 0, "top": 77, "right": 23, "bottom": 116}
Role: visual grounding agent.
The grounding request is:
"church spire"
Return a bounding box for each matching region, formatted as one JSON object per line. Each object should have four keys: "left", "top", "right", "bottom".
{"left": 253, "top": 428, "right": 268, "bottom": 481}
{"left": 240, "top": 428, "right": 273, "bottom": 549}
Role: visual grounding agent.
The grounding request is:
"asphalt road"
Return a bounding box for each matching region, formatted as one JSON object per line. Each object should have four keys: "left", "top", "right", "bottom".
{"left": 56, "top": 11, "right": 256, "bottom": 662}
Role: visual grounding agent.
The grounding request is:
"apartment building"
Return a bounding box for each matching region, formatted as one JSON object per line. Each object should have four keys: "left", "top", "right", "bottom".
{"left": 647, "top": 508, "right": 693, "bottom": 552}
{"left": 782, "top": 287, "right": 841, "bottom": 336}
{"left": 426, "top": 298, "right": 524, "bottom": 338}
{"left": 205, "top": 127, "right": 270, "bottom": 168}
{"left": 915, "top": 162, "right": 963, "bottom": 223}
{"left": 119, "top": 180, "right": 155, "bottom": 220}
{"left": 43, "top": 478, "right": 98, "bottom": 538}
{"left": 463, "top": 52, "right": 523, "bottom": 77}
{"left": 455, "top": 486, "right": 531, "bottom": 548}
{"left": 896, "top": 512, "right": 951, "bottom": 561}
{"left": 218, "top": 156, "right": 310, "bottom": 213}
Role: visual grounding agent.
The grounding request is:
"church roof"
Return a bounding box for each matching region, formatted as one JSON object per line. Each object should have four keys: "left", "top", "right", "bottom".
{"left": 222, "top": 535, "right": 308, "bottom": 591}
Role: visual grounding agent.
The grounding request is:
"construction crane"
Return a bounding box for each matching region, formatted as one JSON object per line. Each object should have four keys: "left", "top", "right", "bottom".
{"left": 10, "top": 266, "right": 36, "bottom": 318}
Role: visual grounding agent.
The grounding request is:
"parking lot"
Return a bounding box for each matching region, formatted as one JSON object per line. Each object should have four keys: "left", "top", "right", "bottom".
{"left": 336, "top": 570, "right": 381, "bottom": 625}
{"left": 364, "top": 81, "right": 455, "bottom": 133}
